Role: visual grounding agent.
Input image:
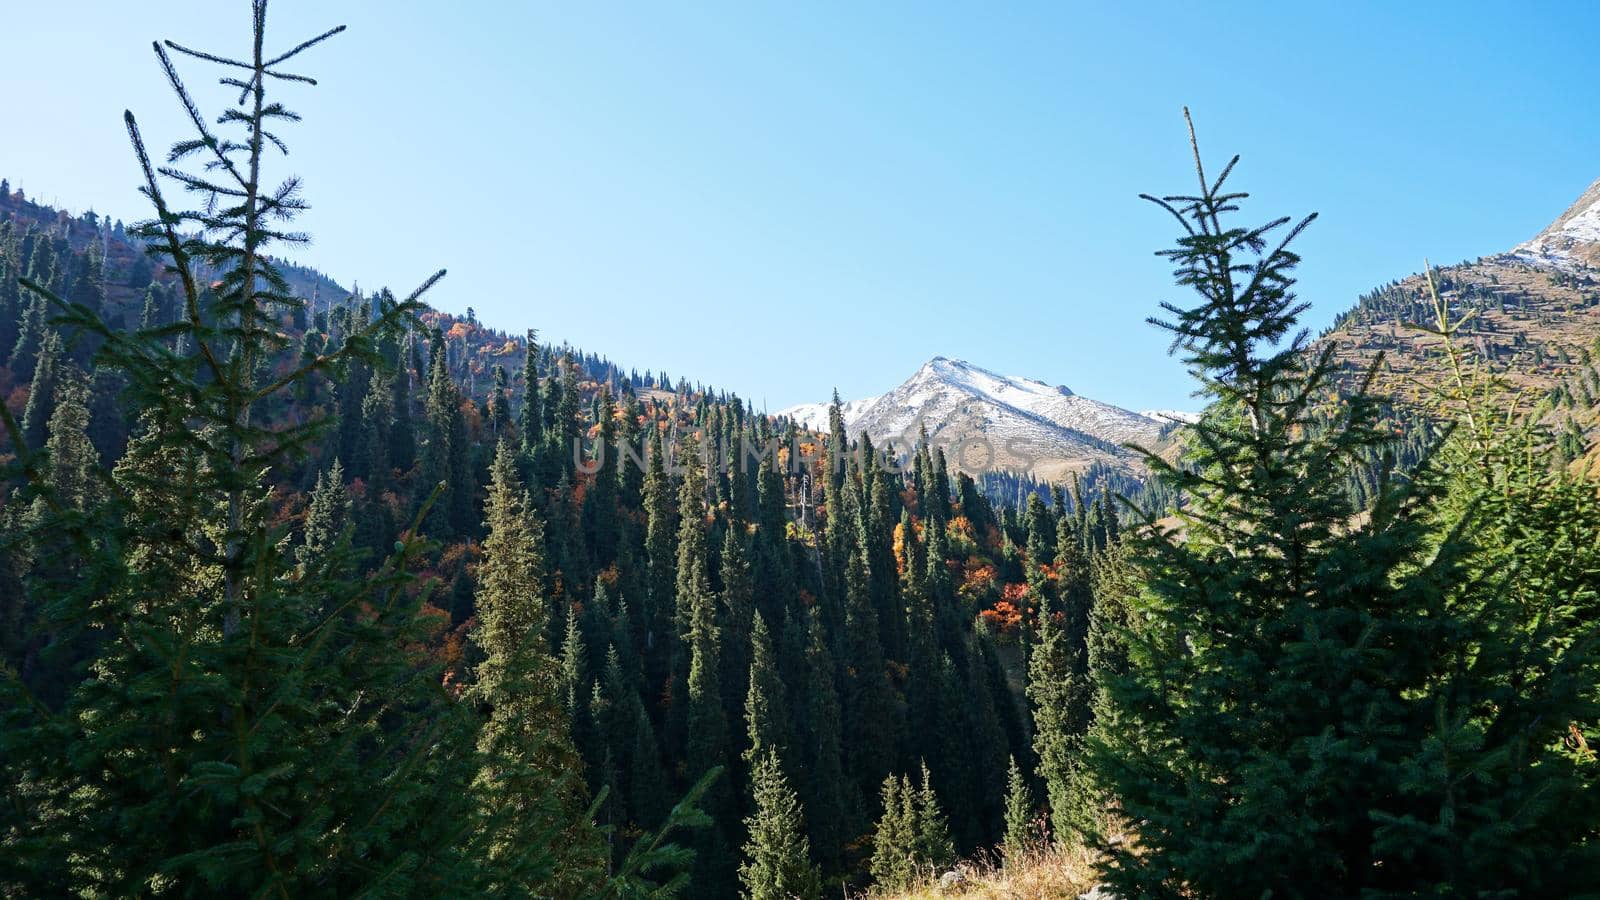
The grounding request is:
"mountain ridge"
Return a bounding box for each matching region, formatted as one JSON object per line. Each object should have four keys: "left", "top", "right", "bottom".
{"left": 1511, "top": 176, "right": 1600, "bottom": 271}
{"left": 9, "top": 169, "right": 1598, "bottom": 479}
{"left": 779, "top": 356, "right": 1176, "bottom": 479}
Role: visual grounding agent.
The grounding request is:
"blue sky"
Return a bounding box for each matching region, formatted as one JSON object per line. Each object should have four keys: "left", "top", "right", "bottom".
{"left": 3, "top": 1, "right": 1596, "bottom": 412}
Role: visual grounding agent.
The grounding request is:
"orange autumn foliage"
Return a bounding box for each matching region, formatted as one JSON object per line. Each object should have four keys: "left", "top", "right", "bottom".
{"left": 959, "top": 560, "right": 998, "bottom": 603}
{"left": 980, "top": 599, "right": 1023, "bottom": 636}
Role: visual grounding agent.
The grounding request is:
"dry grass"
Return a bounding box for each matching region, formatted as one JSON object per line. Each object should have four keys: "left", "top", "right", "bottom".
{"left": 865, "top": 843, "right": 1100, "bottom": 900}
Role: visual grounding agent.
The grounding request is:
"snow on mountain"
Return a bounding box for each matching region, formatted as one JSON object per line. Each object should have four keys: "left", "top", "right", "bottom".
{"left": 779, "top": 356, "right": 1169, "bottom": 479}
{"left": 1140, "top": 409, "right": 1201, "bottom": 425}
{"left": 779, "top": 395, "right": 879, "bottom": 431}
{"left": 1511, "top": 176, "right": 1600, "bottom": 271}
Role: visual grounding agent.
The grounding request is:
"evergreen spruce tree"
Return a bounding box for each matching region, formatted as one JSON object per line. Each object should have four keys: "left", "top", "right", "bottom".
{"left": 1025, "top": 586, "right": 1091, "bottom": 845}
{"left": 860, "top": 448, "right": 904, "bottom": 662}
{"left": 922, "top": 507, "right": 958, "bottom": 646}
{"left": 933, "top": 650, "right": 1006, "bottom": 854}
{"left": 798, "top": 609, "right": 847, "bottom": 873}
{"left": 359, "top": 365, "right": 397, "bottom": 488}
{"left": 641, "top": 425, "right": 676, "bottom": 694}
{"left": 627, "top": 698, "right": 670, "bottom": 831}
{"left": 421, "top": 337, "right": 473, "bottom": 537}
{"left": 333, "top": 331, "right": 371, "bottom": 471}
{"left": 677, "top": 437, "right": 735, "bottom": 893}
{"left": 842, "top": 540, "right": 897, "bottom": 802}
{"left": 589, "top": 648, "right": 629, "bottom": 836}
{"left": 1002, "top": 755, "right": 1037, "bottom": 865}
{"left": 0, "top": 9, "right": 503, "bottom": 893}
{"left": 10, "top": 288, "right": 49, "bottom": 383}
{"left": 817, "top": 468, "right": 852, "bottom": 656}
{"left": 910, "top": 760, "right": 955, "bottom": 876}
{"left": 582, "top": 386, "right": 620, "bottom": 567}
{"left": 388, "top": 331, "right": 417, "bottom": 471}
{"left": 671, "top": 433, "right": 712, "bottom": 714}
{"left": 560, "top": 606, "right": 597, "bottom": 781}
{"left": 1020, "top": 493, "right": 1054, "bottom": 655}
{"left": 557, "top": 354, "right": 582, "bottom": 450}
{"left": 737, "top": 751, "right": 822, "bottom": 900}
{"left": 869, "top": 774, "right": 915, "bottom": 893}
{"left": 469, "top": 439, "right": 605, "bottom": 895}
{"left": 719, "top": 524, "right": 756, "bottom": 738}
{"left": 518, "top": 330, "right": 543, "bottom": 453}
{"left": 868, "top": 765, "right": 955, "bottom": 892}
{"left": 20, "top": 331, "right": 64, "bottom": 450}
{"left": 617, "top": 392, "right": 646, "bottom": 509}
{"left": 38, "top": 369, "right": 101, "bottom": 512}
{"left": 1360, "top": 269, "right": 1600, "bottom": 891}
{"left": 296, "top": 459, "right": 350, "bottom": 572}
{"left": 1079, "top": 113, "right": 1600, "bottom": 897}
{"left": 487, "top": 364, "right": 512, "bottom": 438}
{"left": 742, "top": 612, "right": 788, "bottom": 769}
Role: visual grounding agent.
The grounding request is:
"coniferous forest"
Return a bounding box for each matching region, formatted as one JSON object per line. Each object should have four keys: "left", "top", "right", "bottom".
{"left": 5, "top": 5, "right": 1600, "bottom": 898}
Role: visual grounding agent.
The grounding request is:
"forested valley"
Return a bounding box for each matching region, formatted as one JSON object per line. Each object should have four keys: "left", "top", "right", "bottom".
{"left": 5, "top": 5, "right": 1600, "bottom": 898}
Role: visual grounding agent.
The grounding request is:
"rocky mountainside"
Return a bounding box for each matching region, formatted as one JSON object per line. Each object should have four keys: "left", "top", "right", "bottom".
{"left": 1315, "top": 176, "right": 1600, "bottom": 425}
{"left": 1512, "top": 177, "right": 1600, "bottom": 271}
{"left": 780, "top": 356, "right": 1175, "bottom": 480}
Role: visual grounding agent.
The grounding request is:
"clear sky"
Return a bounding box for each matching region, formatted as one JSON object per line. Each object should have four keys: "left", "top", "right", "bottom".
{"left": 3, "top": 1, "right": 1596, "bottom": 412}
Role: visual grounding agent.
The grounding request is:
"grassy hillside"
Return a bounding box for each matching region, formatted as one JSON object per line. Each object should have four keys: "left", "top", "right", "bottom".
{"left": 1320, "top": 256, "right": 1599, "bottom": 402}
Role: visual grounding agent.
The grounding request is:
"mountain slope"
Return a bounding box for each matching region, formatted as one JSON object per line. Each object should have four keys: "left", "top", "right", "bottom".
{"left": 1316, "top": 176, "right": 1600, "bottom": 414}
{"left": 1512, "top": 176, "right": 1600, "bottom": 271}
{"left": 0, "top": 182, "right": 684, "bottom": 411}
{"left": 781, "top": 356, "right": 1170, "bottom": 479}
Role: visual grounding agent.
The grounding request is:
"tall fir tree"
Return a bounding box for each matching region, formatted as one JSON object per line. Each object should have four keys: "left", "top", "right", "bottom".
{"left": 798, "top": 609, "right": 848, "bottom": 874}
{"left": 842, "top": 539, "right": 897, "bottom": 804}
{"left": 20, "top": 330, "right": 64, "bottom": 451}
{"left": 719, "top": 524, "right": 756, "bottom": 740}
{"left": 420, "top": 335, "right": 473, "bottom": 537}
{"left": 1002, "top": 755, "right": 1038, "bottom": 865}
{"left": 296, "top": 458, "right": 350, "bottom": 572}
{"left": 868, "top": 766, "right": 954, "bottom": 891}
{"left": 738, "top": 750, "right": 822, "bottom": 900}
{"left": 742, "top": 612, "right": 789, "bottom": 770}
{"left": 38, "top": 369, "right": 101, "bottom": 513}
{"left": 0, "top": 9, "right": 503, "bottom": 893}
{"left": 469, "top": 440, "right": 604, "bottom": 895}
{"left": 869, "top": 774, "right": 916, "bottom": 893}
{"left": 676, "top": 436, "right": 736, "bottom": 894}
{"left": 641, "top": 424, "right": 677, "bottom": 695}
{"left": 1082, "top": 114, "right": 1600, "bottom": 897}
{"left": 518, "top": 330, "right": 543, "bottom": 452}
{"left": 1026, "top": 588, "right": 1091, "bottom": 846}
{"left": 910, "top": 760, "right": 955, "bottom": 875}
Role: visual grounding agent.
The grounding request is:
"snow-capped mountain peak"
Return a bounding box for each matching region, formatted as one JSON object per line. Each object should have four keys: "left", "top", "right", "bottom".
{"left": 1140, "top": 409, "right": 1201, "bottom": 425}
{"left": 916, "top": 356, "right": 1075, "bottom": 401}
{"left": 1511, "top": 176, "right": 1600, "bottom": 271}
{"left": 780, "top": 356, "right": 1172, "bottom": 479}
